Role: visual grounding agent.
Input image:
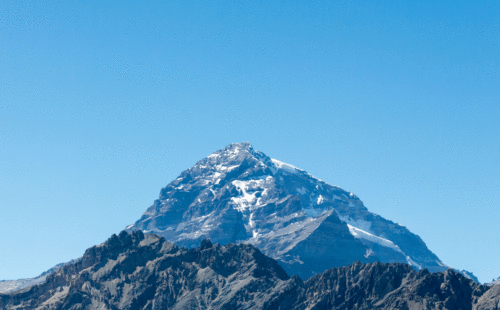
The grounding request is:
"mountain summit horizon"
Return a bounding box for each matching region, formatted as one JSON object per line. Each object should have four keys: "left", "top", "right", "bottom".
{"left": 125, "top": 142, "right": 449, "bottom": 279}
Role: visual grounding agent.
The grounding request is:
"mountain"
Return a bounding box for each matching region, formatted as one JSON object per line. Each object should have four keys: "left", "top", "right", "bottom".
{"left": 488, "top": 277, "right": 500, "bottom": 286}
{"left": 0, "top": 231, "right": 495, "bottom": 310}
{"left": 125, "top": 142, "right": 448, "bottom": 279}
{"left": 0, "top": 259, "right": 79, "bottom": 294}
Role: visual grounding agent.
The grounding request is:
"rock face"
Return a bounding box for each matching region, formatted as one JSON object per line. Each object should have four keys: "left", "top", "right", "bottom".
{"left": 0, "top": 231, "right": 495, "bottom": 310}
{"left": 475, "top": 284, "right": 500, "bottom": 310}
{"left": 0, "top": 231, "right": 290, "bottom": 310}
{"left": 0, "top": 259, "right": 79, "bottom": 294}
{"left": 126, "top": 142, "right": 447, "bottom": 279}
{"left": 488, "top": 277, "right": 500, "bottom": 286}
{"left": 270, "top": 263, "right": 489, "bottom": 310}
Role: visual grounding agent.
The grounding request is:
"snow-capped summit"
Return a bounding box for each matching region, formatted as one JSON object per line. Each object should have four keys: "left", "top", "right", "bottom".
{"left": 126, "top": 142, "right": 448, "bottom": 279}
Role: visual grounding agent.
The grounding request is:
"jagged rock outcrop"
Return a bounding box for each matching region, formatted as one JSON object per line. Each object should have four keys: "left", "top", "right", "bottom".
{"left": 266, "top": 263, "right": 489, "bottom": 310}
{"left": 1, "top": 232, "right": 496, "bottom": 310}
{"left": 0, "top": 231, "right": 289, "bottom": 310}
{"left": 125, "top": 142, "right": 448, "bottom": 279}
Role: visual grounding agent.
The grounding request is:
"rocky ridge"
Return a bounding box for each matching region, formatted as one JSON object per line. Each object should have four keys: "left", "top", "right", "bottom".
{"left": 1, "top": 231, "right": 497, "bottom": 310}
{"left": 126, "top": 142, "right": 448, "bottom": 279}
{"left": 0, "top": 259, "right": 79, "bottom": 294}
{"left": 488, "top": 277, "right": 500, "bottom": 286}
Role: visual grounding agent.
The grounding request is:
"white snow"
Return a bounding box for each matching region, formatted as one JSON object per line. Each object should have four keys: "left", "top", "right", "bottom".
{"left": 231, "top": 179, "right": 272, "bottom": 212}
{"left": 317, "top": 195, "right": 324, "bottom": 204}
{"left": 252, "top": 230, "right": 259, "bottom": 238}
{"left": 209, "top": 188, "right": 216, "bottom": 201}
{"left": 216, "top": 164, "right": 239, "bottom": 171}
{"left": 270, "top": 158, "right": 301, "bottom": 174}
{"left": 406, "top": 256, "right": 422, "bottom": 270}
{"left": 248, "top": 213, "right": 256, "bottom": 228}
{"left": 338, "top": 214, "right": 373, "bottom": 233}
{"left": 343, "top": 221, "right": 422, "bottom": 270}
{"left": 347, "top": 224, "right": 403, "bottom": 253}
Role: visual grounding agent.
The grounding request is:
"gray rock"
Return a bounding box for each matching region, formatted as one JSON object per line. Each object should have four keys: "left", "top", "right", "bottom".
{"left": 474, "top": 284, "right": 500, "bottom": 310}
{"left": 487, "top": 277, "right": 500, "bottom": 286}
{"left": 0, "top": 231, "right": 291, "bottom": 310}
{"left": 0, "top": 232, "right": 494, "bottom": 310}
{"left": 267, "top": 263, "right": 489, "bottom": 310}
{"left": 0, "top": 258, "right": 79, "bottom": 294}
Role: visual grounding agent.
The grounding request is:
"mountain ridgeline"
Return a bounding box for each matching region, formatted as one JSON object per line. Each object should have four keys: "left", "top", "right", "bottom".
{"left": 3, "top": 142, "right": 494, "bottom": 309}
{"left": 126, "top": 142, "right": 448, "bottom": 279}
{"left": 0, "top": 259, "right": 79, "bottom": 294}
{"left": 1, "top": 231, "right": 498, "bottom": 310}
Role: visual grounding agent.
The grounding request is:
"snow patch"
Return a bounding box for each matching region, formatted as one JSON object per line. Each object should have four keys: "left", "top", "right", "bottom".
{"left": 317, "top": 195, "right": 324, "bottom": 204}
{"left": 249, "top": 213, "right": 256, "bottom": 228}
{"left": 347, "top": 224, "right": 403, "bottom": 253}
{"left": 406, "top": 256, "right": 422, "bottom": 270}
{"left": 209, "top": 188, "right": 216, "bottom": 201}
{"left": 231, "top": 179, "right": 271, "bottom": 212}
{"left": 338, "top": 214, "right": 373, "bottom": 233}
{"left": 252, "top": 230, "right": 259, "bottom": 238}
{"left": 271, "top": 158, "right": 301, "bottom": 174}
{"left": 217, "top": 164, "right": 239, "bottom": 172}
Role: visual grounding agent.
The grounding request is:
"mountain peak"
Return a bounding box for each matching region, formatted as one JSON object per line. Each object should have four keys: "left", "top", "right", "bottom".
{"left": 204, "top": 142, "right": 266, "bottom": 164}
{"left": 127, "top": 143, "right": 447, "bottom": 280}
{"left": 222, "top": 141, "right": 253, "bottom": 151}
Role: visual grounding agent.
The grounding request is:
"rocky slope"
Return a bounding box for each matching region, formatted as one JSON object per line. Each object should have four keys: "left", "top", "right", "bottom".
{"left": 475, "top": 284, "right": 500, "bottom": 310}
{"left": 0, "top": 231, "right": 496, "bottom": 310}
{"left": 269, "top": 262, "right": 489, "bottom": 310}
{"left": 0, "top": 231, "right": 290, "bottom": 310}
{"left": 125, "top": 142, "right": 448, "bottom": 279}
{"left": 0, "top": 259, "right": 79, "bottom": 294}
{"left": 488, "top": 277, "right": 500, "bottom": 286}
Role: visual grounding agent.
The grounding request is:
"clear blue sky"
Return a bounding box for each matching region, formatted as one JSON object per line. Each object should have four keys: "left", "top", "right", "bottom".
{"left": 1, "top": 0, "right": 498, "bottom": 283}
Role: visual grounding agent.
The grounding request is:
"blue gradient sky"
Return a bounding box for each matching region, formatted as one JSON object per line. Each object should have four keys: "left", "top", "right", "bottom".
{"left": 1, "top": 0, "right": 499, "bottom": 283}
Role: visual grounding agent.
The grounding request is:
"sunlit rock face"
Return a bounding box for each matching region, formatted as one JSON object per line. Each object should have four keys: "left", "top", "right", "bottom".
{"left": 126, "top": 142, "right": 447, "bottom": 279}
